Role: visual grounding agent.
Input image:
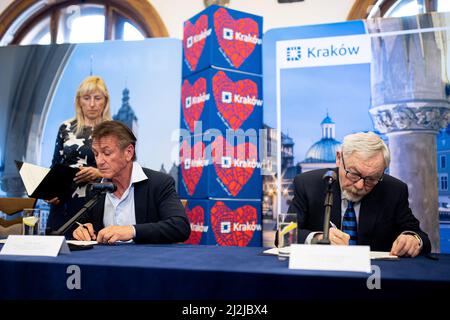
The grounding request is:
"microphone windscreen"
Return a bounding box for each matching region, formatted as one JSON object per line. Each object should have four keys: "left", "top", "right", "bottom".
{"left": 322, "top": 170, "right": 337, "bottom": 184}
{"left": 90, "top": 182, "right": 117, "bottom": 193}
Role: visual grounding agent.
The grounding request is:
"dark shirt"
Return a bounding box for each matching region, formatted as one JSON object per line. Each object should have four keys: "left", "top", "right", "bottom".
{"left": 51, "top": 119, "right": 96, "bottom": 169}
{"left": 47, "top": 119, "right": 97, "bottom": 231}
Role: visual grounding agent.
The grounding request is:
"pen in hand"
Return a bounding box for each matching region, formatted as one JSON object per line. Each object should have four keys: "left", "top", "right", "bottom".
{"left": 76, "top": 221, "right": 88, "bottom": 230}
{"left": 76, "top": 221, "right": 96, "bottom": 239}
{"left": 329, "top": 221, "right": 339, "bottom": 229}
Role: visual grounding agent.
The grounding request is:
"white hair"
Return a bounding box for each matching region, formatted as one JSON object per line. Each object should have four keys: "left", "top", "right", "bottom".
{"left": 341, "top": 132, "right": 390, "bottom": 168}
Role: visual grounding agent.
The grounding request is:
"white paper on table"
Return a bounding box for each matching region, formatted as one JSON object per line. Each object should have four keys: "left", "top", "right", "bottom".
{"left": 263, "top": 247, "right": 398, "bottom": 260}
{"left": 66, "top": 240, "right": 98, "bottom": 246}
{"left": 370, "top": 251, "right": 398, "bottom": 259}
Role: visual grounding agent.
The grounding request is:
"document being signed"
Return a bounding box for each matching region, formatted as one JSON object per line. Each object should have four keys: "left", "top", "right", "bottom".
{"left": 263, "top": 247, "right": 398, "bottom": 260}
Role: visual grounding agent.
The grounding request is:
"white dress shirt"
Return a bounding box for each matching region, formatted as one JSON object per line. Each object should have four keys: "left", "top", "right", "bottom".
{"left": 103, "top": 162, "right": 148, "bottom": 235}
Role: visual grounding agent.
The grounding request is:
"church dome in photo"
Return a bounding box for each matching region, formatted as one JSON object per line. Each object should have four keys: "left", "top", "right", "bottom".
{"left": 304, "top": 138, "right": 341, "bottom": 163}
{"left": 304, "top": 113, "right": 341, "bottom": 163}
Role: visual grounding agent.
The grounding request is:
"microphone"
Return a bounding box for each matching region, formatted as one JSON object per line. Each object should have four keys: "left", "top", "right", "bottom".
{"left": 322, "top": 170, "right": 337, "bottom": 186}
{"left": 89, "top": 182, "right": 117, "bottom": 193}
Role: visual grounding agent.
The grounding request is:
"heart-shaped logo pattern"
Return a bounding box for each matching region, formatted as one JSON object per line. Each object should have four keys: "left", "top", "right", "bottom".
{"left": 183, "top": 14, "right": 208, "bottom": 71}
{"left": 184, "top": 205, "right": 205, "bottom": 245}
{"left": 210, "top": 201, "right": 257, "bottom": 246}
{"left": 214, "top": 8, "right": 259, "bottom": 68}
{"left": 181, "top": 77, "right": 207, "bottom": 132}
{"left": 212, "top": 71, "right": 258, "bottom": 130}
{"left": 180, "top": 140, "right": 205, "bottom": 196}
{"left": 211, "top": 136, "right": 257, "bottom": 197}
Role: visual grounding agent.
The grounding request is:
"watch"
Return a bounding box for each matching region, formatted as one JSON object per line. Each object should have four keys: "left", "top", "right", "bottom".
{"left": 403, "top": 232, "right": 422, "bottom": 247}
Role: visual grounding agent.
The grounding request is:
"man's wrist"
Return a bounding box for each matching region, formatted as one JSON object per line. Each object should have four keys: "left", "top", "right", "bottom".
{"left": 305, "top": 231, "right": 323, "bottom": 244}
{"left": 411, "top": 234, "right": 422, "bottom": 246}
{"left": 402, "top": 231, "right": 422, "bottom": 248}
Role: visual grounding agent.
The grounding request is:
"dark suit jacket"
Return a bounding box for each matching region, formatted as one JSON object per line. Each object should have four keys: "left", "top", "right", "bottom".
{"left": 288, "top": 168, "right": 431, "bottom": 254}
{"left": 83, "top": 168, "right": 190, "bottom": 244}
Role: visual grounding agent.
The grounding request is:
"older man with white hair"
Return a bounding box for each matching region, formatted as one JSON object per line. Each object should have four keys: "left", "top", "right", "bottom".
{"left": 288, "top": 132, "right": 431, "bottom": 257}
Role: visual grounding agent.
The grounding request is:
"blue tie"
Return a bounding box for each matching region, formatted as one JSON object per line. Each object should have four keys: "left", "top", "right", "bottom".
{"left": 342, "top": 201, "right": 358, "bottom": 245}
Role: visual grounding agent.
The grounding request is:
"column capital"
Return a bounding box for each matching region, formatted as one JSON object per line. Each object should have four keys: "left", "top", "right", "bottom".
{"left": 369, "top": 100, "right": 450, "bottom": 133}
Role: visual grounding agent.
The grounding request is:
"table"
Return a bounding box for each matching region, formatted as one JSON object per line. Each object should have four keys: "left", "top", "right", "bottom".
{"left": 1, "top": 243, "right": 449, "bottom": 300}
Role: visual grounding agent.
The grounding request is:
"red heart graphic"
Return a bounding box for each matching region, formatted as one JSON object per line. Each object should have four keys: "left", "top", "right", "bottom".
{"left": 181, "top": 78, "right": 207, "bottom": 132}
{"left": 214, "top": 8, "right": 259, "bottom": 68}
{"left": 183, "top": 14, "right": 208, "bottom": 71}
{"left": 212, "top": 71, "right": 258, "bottom": 130}
{"left": 211, "top": 136, "right": 257, "bottom": 197}
{"left": 210, "top": 201, "right": 257, "bottom": 246}
{"left": 180, "top": 140, "right": 205, "bottom": 196}
{"left": 184, "top": 205, "right": 205, "bottom": 245}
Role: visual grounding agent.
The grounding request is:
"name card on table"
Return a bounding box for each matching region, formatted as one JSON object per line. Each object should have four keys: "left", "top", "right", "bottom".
{"left": 289, "top": 244, "right": 371, "bottom": 273}
{"left": 0, "top": 235, "right": 70, "bottom": 257}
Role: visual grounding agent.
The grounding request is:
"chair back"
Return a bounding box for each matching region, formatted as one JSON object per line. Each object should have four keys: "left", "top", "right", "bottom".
{"left": 0, "top": 197, "right": 37, "bottom": 237}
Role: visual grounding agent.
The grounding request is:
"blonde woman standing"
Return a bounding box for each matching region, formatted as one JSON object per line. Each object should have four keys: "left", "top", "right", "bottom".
{"left": 47, "top": 75, "right": 112, "bottom": 232}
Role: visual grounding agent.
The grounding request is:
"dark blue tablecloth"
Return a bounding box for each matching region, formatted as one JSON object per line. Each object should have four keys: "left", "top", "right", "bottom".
{"left": 0, "top": 243, "right": 449, "bottom": 300}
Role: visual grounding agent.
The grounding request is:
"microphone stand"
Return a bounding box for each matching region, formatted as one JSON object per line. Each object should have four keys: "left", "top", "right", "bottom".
{"left": 311, "top": 180, "right": 334, "bottom": 245}
{"left": 316, "top": 184, "right": 333, "bottom": 244}
{"left": 48, "top": 191, "right": 104, "bottom": 236}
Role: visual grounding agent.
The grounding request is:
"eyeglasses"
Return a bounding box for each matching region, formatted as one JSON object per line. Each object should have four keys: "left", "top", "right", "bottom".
{"left": 341, "top": 153, "right": 384, "bottom": 187}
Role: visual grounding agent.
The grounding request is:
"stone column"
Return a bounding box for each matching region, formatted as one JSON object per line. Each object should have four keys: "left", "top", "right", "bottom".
{"left": 367, "top": 13, "right": 450, "bottom": 252}
{"left": 373, "top": 107, "right": 445, "bottom": 252}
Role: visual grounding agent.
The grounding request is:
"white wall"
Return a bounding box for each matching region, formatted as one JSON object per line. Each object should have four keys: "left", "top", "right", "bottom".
{"left": 0, "top": 0, "right": 13, "bottom": 14}
{"left": 0, "top": 0, "right": 355, "bottom": 39}
{"left": 151, "top": 0, "right": 355, "bottom": 39}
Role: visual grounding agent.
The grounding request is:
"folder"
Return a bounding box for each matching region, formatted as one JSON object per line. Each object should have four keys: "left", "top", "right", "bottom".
{"left": 15, "top": 161, "right": 79, "bottom": 200}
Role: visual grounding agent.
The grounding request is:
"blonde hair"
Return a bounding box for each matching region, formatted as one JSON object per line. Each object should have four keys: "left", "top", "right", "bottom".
{"left": 341, "top": 132, "right": 390, "bottom": 168}
{"left": 73, "top": 76, "right": 112, "bottom": 135}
